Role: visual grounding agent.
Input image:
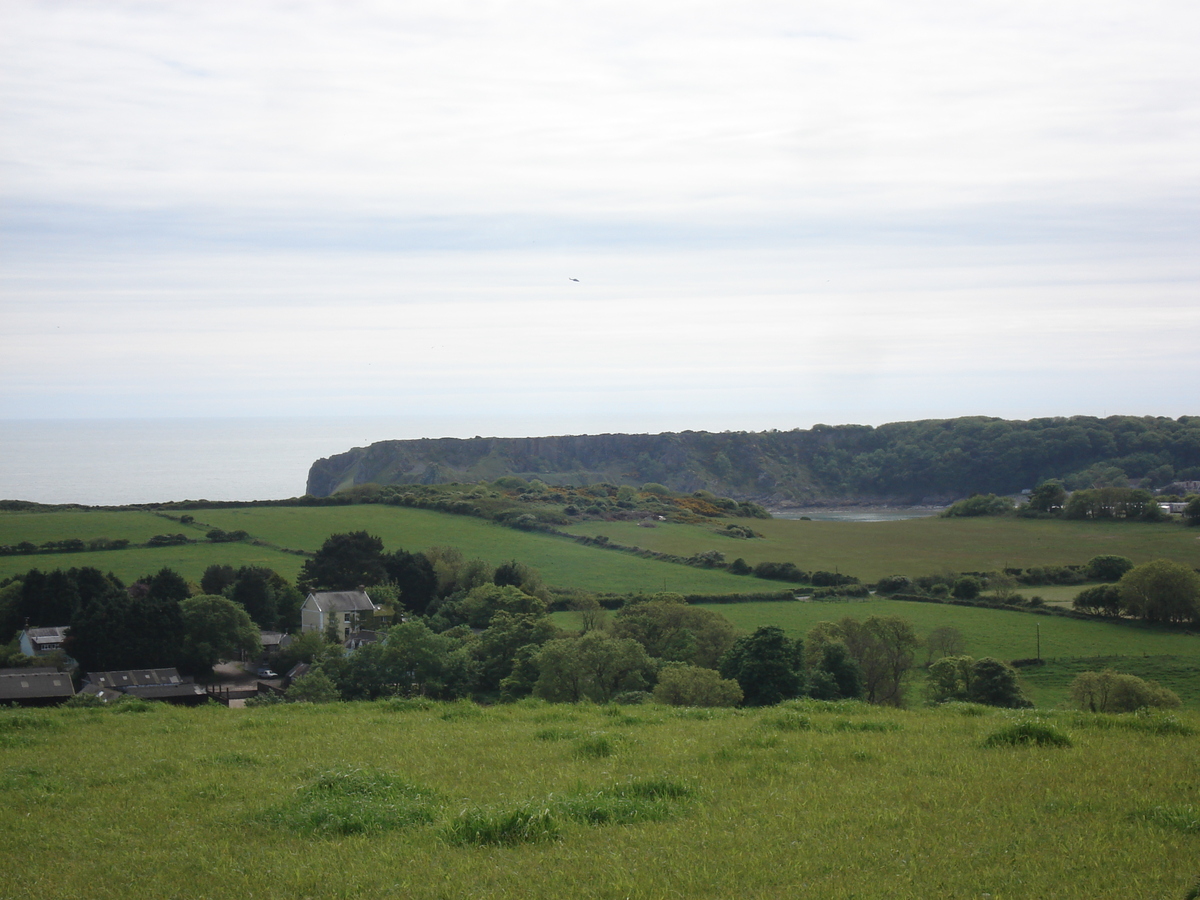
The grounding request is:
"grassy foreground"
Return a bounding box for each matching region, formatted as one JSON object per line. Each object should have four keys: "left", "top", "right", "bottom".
{"left": 1, "top": 699, "right": 1196, "bottom": 900}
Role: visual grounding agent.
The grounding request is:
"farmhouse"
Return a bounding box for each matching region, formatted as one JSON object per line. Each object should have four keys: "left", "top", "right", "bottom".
{"left": 300, "top": 590, "right": 380, "bottom": 642}
{"left": 19, "top": 626, "right": 70, "bottom": 659}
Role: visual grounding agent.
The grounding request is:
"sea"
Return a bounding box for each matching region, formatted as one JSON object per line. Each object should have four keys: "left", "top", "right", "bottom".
{"left": 0, "top": 417, "right": 432, "bottom": 506}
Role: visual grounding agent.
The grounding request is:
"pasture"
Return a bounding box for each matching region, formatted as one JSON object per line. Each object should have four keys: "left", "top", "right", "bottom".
{"left": 562, "top": 516, "right": 1200, "bottom": 582}
{"left": 0, "top": 699, "right": 1195, "bottom": 900}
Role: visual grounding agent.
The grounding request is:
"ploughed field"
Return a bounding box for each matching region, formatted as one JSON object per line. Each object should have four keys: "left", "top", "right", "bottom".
{"left": 1, "top": 699, "right": 1196, "bottom": 900}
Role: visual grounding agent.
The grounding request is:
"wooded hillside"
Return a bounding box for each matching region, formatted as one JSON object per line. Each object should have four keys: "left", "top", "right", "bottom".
{"left": 307, "top": 415, "right": 1200, "bottom": 506}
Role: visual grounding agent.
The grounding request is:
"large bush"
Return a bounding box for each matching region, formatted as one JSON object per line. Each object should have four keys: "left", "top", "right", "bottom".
{"left": 1069, "top": 669, "right": 1181, "bottom": 713}
{"left": 652, "top": 665, "right": 742, "bottom": 707}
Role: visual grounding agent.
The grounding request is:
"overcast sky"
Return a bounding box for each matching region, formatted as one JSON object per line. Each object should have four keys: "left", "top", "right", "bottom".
{"left": 2, "top": 0, "right": 1197, "bottom": 436}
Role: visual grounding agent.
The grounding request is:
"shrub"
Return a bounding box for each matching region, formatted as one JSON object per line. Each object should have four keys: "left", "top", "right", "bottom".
{"left": 941, "top": 494, "right": 1015, "bottom": 517}
{"left": 653, "top": 666, "right": 743, "bottom": 708}
{"left": 1085, "top": 555, "right": 1134, "bottom": 582}
{"left": 951, "top": 576, "right": 982, "bottom": 600}
{"left": 981, "top": 721, "right": 1071, "bottom": 748}
{"left": 1069, "top": 669, "right": 1182, "bottom": 713}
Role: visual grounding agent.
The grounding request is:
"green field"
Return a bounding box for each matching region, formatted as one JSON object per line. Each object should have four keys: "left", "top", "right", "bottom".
{"left": 0, "top": 509, "right": 184, "bottom": 545}
{"left": 1, "top": 699, "right": 1195, "bottom": 899}
{"left": 563, "top": 516, "right": 1200, "bottom": 582}
{"left": 4, "top": 504, "right": 1197, "bottom": 596}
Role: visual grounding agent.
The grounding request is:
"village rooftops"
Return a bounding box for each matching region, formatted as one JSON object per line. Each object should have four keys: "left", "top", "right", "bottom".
{"left": 0, "top": 668, "right": 75, "bottom": 705}
{"left": 83, "top": 668, "right": 207, "bottom": 704}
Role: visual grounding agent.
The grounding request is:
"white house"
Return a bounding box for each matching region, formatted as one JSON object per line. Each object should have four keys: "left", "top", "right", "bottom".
{"left": 300, "top": 590, "right": 380, "bottom": 642}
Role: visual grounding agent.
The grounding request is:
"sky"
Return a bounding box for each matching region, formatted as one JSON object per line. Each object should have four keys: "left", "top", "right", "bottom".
{"left": 1, "top": 0, "right": 1197, "bottom": 438}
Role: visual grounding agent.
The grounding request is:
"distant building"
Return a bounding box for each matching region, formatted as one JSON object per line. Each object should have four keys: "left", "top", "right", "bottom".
{"left": 0, "top": 667, "right": 75, "bottom": 706}
{"left": 82, "top": 668, "right": 208, "bottom": 705}
{"left": 19, "top": 626, "right": 70, "bottom": 659}
{"left": 300, "top": 590, "right": 380, "bottom": 642}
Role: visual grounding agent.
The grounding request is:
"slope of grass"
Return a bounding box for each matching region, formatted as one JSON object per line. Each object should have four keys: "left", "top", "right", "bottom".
{"left": 0, "top": 699, "right": 1196, "bottom": 899}
{"left": 0, "top": 542, "right": 308, "bottom": 584}
{"left": 562, "top": 516, "right": 1200, "bottom": 582}
{"left": 0, "top": 509, "right": 183, "bottom": 546}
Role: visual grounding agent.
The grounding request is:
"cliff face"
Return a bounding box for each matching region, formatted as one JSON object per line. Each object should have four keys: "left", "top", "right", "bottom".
{"left": 306, "top": 415, "right": 1200, "bottom": 506}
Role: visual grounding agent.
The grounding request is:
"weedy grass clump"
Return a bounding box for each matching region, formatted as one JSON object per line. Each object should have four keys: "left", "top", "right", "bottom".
{"left": 255, "top": 767, "right": 441, "bottom": 836}
{"left": 379, "top": 697, "right": 436, "bottom": 713}
{"left": 442, "top": 803, "right": 560, "bottom": 846}
{"left": 981, "top": 721, "right": 1072, "bottom": 748}
{"left": 573, "top": 732, "right": 618, "bottom": 758}
{"left": 535, "top": 726, "right": 578, "bottom": 742}
{"left": 553, "top": 777, "right": 694, "bottom": 826}
{"left": 830, "top": 718, "right": 902, "bottom": 733}
{"left": 1130, "top": 804, "right": 1200, "bottom": 835}
{"left": 1067, "top": 710, "right": 1195, "bottom": 736}
{"left": 760, "top": 711, "right": 813, "bottom": 732}
{"left": 440, "top": 700, "right": 485, "bottom": 721}
{"left": 0, "top": 710, "right": 64, "bottom": 732}
{"left": 200, "top": 751, "right": 263, "bottom": 769}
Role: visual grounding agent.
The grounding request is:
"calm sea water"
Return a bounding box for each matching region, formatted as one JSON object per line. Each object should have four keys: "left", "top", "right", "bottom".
{"left": 0, "top": 418, "right": 437, "bottom": 506}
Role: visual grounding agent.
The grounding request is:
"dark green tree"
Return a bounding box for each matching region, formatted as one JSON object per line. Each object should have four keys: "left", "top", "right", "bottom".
{"left": 1117, "top": 559, "right": 1200, "bottom": 623}
{"left": 1084, "top": 555, "right": 1134, "bottom": 582}
{"left": 229, "top": 567, "right": 278, "bottom": 630}
{"left": 718, "top": 626, "right": 804, "bottom": 707}
{"left": 200, "top": 564, "right": 237, "bottom": 595}
{"left": 967, "top": 658, "right": 1031, "bottom": 708}
{"left": 298, "top": 532, "right": 388, "bottom": 592}
{"left": 613, "top": 595, "right": 738, "bottom": 669}
{"left": 383, "top": 549, "right": 438, "bottom": 615}
{"left": 1027, "top": 480, "right": 1067, "bottom": 512}
{"left": 179, "top": 595, "right": 261, "bottom": 675}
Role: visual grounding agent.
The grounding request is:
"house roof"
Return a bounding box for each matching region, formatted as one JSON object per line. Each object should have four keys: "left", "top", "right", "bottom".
{"left": 304, "top": 590, "right": 377, "bottom": 613}
{"left": 260, "top": 631, "right": 291, "bottom": 648}
{"left": 25, "top": 626, "right": 69, "bottom": 646}
{"left": 123, "top": 683, "right": 206, "bottom": 700}
{"left": 0, "top": 669, "right": 75, "bottom": 701}
{"left": 86, "top": 668, "right": 186, "bottom": 689}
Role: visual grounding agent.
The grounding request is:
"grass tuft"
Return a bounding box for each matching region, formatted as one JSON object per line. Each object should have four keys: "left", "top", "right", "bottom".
{"left": 554, "top": 778, "right": 694, "bottom": 826}
{"left": 255, "top": 767, "right": 441, "bottom": 836}
{"left": 760, "top": 712, "right": 812, "bottom": 732}
{"left": 442, "top": 803, "right": 560, "bottom": 846}
{"left": 1130, "top": 804, "right": 1200, "bottom": 835}
{"left": 573, "top": 733, "right": 617, "bottom": 758}
{"left": 535, "top": 727, "right": 577, "bottom": 742}
{"left": 981, "top": 721, "right": 1072, "bottom": 748}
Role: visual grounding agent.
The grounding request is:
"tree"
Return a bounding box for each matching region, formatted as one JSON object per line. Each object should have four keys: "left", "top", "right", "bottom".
{"left": 832, "top": 616, "right": 919, "bottom": 706}
{"left": 298, "top": 532, "right": 387, "bottom": 592}
{"left": 449, "top": 584, "right": 547, "bottom": 630}
{"left": 228, "top": 567, "right": 278, "bottom": 629}
{"left": 1027, "top": 480, "right": 1067, "bottom": 512}
{"left": 1117, "top": 559, "right": 1200, "bottom": 623}
{"left": 1072, "top": 584, "right": 1123, "bottom": 616}
{"left": 1084, "top": 555, "right": 1134, "bottom": 582}
{"left": 941, "top": 494, "right": 1015, "bottom": 517}
{"left": 718, "top": 626, "right": 804, "bottom": 707}
{"left": 140, "top": 568, "right": 191, "bottom": 603}
{"left": 383, "top": 549, "right": 437, "bottom": 615}
{"left": 1185, "top": 496, "right": 1200, "bottom": 527}
{"left": 67, "top": 592, "right": 187, "bottom": 673}
{"left": 613, "top": 596, "right": 737, "bottom": 669}
{"left": 534, "top": 632, "right": 655, "bottom": 703}
{"left": 951, "top": 576, "right": 982, "bottom": 600}
{"left": 806, "top": 640, "right": 863, "bottom": 700}
{"left": 286, "top": 668, "right": 340, "bottom": 703}
{"left": 653, "top": 665, "right": 743, "bottom": 707}
{"left": 179, "top": 594, "right": 261, "bottom": 675}
{"left": 967, "top": 658, "right": 1031, "bottom": 708}
{"left": 472, "top": 611, "right": 557, "bottom": 699}
{"left": 200, "top": 564, "right": 237, "bottom": 595}
{"left": 924, "top": 625, "right": 965, "bottom": 666}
